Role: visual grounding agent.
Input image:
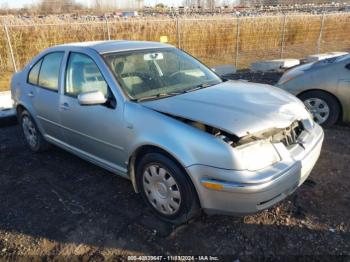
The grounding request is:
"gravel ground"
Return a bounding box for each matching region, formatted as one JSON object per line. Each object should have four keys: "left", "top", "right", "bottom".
{"left": 0, "top": 72, "right": 349, "bottom": 261}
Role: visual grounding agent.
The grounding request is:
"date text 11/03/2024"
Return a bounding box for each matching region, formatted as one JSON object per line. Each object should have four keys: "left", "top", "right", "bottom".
{"left": 127, "top": 256, "right": 220, "bottom": 261}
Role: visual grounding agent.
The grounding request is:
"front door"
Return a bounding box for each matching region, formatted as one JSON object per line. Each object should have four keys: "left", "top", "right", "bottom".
{"left": 59, "top": 52, "right": 127, "bottom": 174}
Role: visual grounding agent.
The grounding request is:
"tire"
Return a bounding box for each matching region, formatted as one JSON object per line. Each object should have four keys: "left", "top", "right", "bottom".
{"left": 136, "top": 152, "right": 200, "bottom": 225}
{"left": 299, "top": 90, "right": 340, "bottom": 127}
{"left": 20, "top": 110, "right": 50, "bottom": 152}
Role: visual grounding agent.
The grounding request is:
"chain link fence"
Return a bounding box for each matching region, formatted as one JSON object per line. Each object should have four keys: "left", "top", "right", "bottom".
{"left": 1, "top": 13, "right": 350, "bottom": 91}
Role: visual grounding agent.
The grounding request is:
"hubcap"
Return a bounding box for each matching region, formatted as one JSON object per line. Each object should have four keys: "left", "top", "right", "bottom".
{"left": 304, "top": 98, "right": 330, "bottom": 124}
{"left": 142, "top": 165, "right": 181, "bottom": 215}
{"left": 22, "top": 116, "right": 38, "bottom": 148}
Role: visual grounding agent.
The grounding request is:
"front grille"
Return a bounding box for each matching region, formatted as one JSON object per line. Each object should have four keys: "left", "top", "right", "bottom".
{"left": 272, "top": 121, "right": 304, "bottom": 148}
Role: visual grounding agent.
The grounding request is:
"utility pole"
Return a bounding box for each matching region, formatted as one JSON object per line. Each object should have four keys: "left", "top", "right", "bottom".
{"left": 3, "top": 20, "right": 17, "bottom": 72}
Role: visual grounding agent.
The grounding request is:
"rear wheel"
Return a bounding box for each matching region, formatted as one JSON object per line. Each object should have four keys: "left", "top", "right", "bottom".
{"left": 20, "top": 110, "right": 50, "bottom": 152}
{"left": 137, "top": 152, "right": 200, "bottom": 225}
{"left": 299, "top": 91, "right": 340, "bottom": 127}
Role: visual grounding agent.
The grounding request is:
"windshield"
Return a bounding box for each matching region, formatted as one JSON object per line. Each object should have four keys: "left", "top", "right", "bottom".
{"left": 103, "top": 48, "right": 222, "bottom": 101}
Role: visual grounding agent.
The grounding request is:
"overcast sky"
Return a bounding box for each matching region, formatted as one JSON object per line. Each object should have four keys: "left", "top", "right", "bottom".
{"left": 0, "top": 0, "right": 187, "bottom": 9}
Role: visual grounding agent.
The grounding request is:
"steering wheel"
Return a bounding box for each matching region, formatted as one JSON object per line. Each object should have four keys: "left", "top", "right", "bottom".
{"left": 168, "top": 71, "right": 183, "bottom": 78}
{"left": 121, "top": 72, "right": 153, "bottom": 81}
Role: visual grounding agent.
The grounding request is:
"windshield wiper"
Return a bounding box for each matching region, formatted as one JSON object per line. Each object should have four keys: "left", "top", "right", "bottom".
{"left": 185, "top": 82, "right": 216, "bottom": 93}
{"left": 133, "top": 83, "right": 217, "bottom": 102}
{"left": 135, "top": 92, "right": 182, "bottom": 102}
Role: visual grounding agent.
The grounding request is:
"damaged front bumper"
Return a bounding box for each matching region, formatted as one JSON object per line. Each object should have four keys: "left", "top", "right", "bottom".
{"left": 186, "top": 123, "right": 324, "bottom": 215}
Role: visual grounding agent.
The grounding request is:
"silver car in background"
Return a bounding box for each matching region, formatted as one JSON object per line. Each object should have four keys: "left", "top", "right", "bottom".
{"left": 11, "top": 41, "right": 324, "bottom": 224}
{"left": 277, "top": 54, "right": 350, "bottom": 127}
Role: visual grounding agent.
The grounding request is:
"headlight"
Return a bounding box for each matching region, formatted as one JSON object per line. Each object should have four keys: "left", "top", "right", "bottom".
{"left": 278, "top": 75, "right": 295, "bottom": 85}
{"left": 303, "top": 106, "right": 315, "bottom": 130}
{"left": 278, "top": 71, "right": 304, "bottom": 85}
{"left": 235, "top": 140, "right": 281, "bottom": 171}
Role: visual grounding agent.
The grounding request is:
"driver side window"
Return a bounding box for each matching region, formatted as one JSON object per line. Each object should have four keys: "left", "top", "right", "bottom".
{"left": 65, "top": 52, "right": 109, "bottom": 98}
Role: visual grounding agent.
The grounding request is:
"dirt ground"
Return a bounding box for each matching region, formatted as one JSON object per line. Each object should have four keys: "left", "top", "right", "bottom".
{"left": 0, "top": 72, "right": 349, "bottom": 261}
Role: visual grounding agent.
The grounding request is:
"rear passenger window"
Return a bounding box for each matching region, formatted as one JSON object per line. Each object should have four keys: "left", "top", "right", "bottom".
{"left": 38, "top": 52, "right": 64, "bottom": 91}
{"left": 28, "top": 59, "right": 42, "bottom": 85}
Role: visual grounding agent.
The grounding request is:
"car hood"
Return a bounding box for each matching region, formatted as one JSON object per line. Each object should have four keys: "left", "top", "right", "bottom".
{"left": 142, "top": 81, "right": 309, "bottom": 138}
{"left": 278, "top": 54, "right": 350, "bottom": 86}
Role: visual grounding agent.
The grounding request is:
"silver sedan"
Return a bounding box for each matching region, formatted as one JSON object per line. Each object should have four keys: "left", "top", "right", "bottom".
{"left": 277, "top": 55, "right": 350, "bottom": 127}
{"left": 11, "top": 41, "right": 323, "bottom": 224}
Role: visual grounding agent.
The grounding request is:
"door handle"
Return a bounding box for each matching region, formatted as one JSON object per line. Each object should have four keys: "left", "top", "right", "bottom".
{"left": 60, "top": 102, "right": 70, "bottom": 111}
{"left": 27, "top": 92, "right": 34, "bottom": 97}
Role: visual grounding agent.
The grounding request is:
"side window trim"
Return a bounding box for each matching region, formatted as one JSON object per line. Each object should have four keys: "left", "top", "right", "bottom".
{"left": 64, "top": 52, "right": 77, "bottom": 98}
{"left": 64, "top": 51, "right": 83, "bottom": 98}
{"left": 64, "top": 51, "right": 115, "bottom": 102}
{"left": 27, "top": 51, "right": 64, "bottom": 92}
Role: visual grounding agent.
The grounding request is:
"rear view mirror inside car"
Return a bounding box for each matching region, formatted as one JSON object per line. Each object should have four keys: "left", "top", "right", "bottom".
{"left": 144, "top": 53, "right": 164, "bottom": 61}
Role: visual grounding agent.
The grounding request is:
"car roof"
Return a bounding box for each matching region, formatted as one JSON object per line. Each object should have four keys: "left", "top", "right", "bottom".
{"left": 55, "top": 40, "right": 173, "bottom": 54}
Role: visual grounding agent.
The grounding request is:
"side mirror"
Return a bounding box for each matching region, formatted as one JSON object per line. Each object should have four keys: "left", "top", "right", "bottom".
{"left": 78, "top": 91, "right": 107, "bottom": 106}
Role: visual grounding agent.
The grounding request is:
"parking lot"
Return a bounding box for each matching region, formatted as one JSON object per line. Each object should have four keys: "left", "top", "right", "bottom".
{"left": 0, "top": 73, "right": 349, "bottom": 260}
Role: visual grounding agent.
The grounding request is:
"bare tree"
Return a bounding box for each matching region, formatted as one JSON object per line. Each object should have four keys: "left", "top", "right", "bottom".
{"left": 206, "top": 0, "right": 217, "bottom": 9}
{"left": 94, "top": 0, "right": 102, "bottom": 11}
{"left": 36, "top": 0, "right": 83, "bottom": 14}
{"left": 0, "top": 2, "right": 9, "bottom": 10}
{"left": 136, "top": 0, "right": 145, "bottom": 9}
{"left": 0, "top": 2, "right": 9, "bottom": 15}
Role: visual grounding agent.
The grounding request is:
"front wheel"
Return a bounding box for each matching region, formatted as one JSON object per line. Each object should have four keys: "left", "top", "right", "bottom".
{"left": 299, "top": 91, "right": 340, "bottom": 127}
{"left": 137, "top": 152, "right": 200, "bottom": 225}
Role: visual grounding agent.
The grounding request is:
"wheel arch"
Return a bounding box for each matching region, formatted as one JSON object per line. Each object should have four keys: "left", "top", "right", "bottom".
{"left": 15, "top": 102, "right": 36, "bottom": 120}
{"left": 128, "top": 144, "right": 197, "bottom": 198}
{"left": 297, "top": 89, "right": 343, "bottom": 123}
{"left": 16, "top": 103, "right": 27, "bottom": 119}
{"left": 15, "top": 103, "right": 46, "bottom": 135}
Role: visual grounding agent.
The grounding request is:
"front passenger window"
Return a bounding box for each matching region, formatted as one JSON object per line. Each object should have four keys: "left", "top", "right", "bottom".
{"left": 65, "top": 53, "right": 109, "bottom": 98}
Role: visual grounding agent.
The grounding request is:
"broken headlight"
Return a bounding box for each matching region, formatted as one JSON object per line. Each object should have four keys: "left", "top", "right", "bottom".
{"left": 303, "top": 106, "right": 315, "bottom": 130}
{"left": 235, "top": 140, "right": 281, "bottom": 171}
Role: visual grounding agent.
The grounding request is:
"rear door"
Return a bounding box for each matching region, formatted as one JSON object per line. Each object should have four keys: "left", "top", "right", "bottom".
{"left": 26, "top": 51, "right": 65, "bottom": 141}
